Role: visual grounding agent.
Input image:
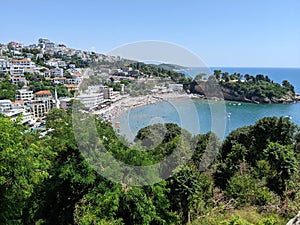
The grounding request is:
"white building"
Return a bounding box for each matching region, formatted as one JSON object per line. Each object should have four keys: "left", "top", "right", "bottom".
{"left": 28, "top": 90, "right": 54, "bottom": 118}
{"left": 0, "top": 58, "right": 10, "bottom": 73}
{"left": 53, "top": 77, "right": 66, "bottom": 84}
{"left": 10, "top": 67, "right": 24, "bottom": 76}
{"left": 57, "top": 61, "right": 66, "bottom": 68}
{"left": 38, "top": 38, "right": 50, "bottom": 44}
{"left": 169, "top": 84, "right": 184, "bottom": 92}
{"left": 0, "top": 99, "right": 12, "bottom": 112}
{"left": 51, "top": 68, "right": 64, "bottom": 77}
{"left": 42, "top": 70, "right": 51, "bottom": 78}
{"left": 45, "top": 42, "right": 56, "bottom": 51}
{"left": 46, "top": 59, "right": 59, "bottom": 67}
{"left": 76, "top": 92, "right": 104, "bottom": 110}
{"left": 15, "top": 89, "right": 34, "bottom": 102}
{"left": 0, "top": 100, "right": 33, "bottom": 124}
{"left": 70, "top": 73, "right": 83, "bottom": 85}
{"left": 10, "top": 76, "right": 27, "bottom": 85}
{"left": 11, "top": 58, "right": 35, "bottom": 69}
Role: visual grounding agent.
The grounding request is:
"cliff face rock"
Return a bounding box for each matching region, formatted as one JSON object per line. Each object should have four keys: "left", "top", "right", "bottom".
{"left": 220, "top": 87, "right": 298, "bottom": 104}
{"left": 286, "top": 211, "right": 300, "bottom": 225}
{"left": 192, "top": 84, "right": 299, "bottom": 104}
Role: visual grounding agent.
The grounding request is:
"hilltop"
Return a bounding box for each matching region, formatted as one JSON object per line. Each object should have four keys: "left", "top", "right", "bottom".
{"left": 190, "top": 70, "right": 300, "bottom": 104}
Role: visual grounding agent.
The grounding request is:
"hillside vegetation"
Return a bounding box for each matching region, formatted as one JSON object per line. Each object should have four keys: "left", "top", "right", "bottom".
{"left": 1, "top": 108, "right": 300, "bottom": 224}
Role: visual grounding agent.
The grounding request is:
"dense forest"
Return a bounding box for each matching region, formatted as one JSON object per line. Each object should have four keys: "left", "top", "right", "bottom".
{"left": 0, "top": 107, "right": 299, "bottom": 224}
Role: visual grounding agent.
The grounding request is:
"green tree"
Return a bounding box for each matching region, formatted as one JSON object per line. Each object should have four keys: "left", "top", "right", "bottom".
{"left": 282, "top": 80, "right": 295, "bottom": 93}
{"left": 168, "top": 165, "right": 213, "bottom": 224}
{"left": 214, "top": 70, "right": 222, "bottom": 79}
{"left": 0, "top": 80, "right": 17, "bottom": 101}
{"left": 0, "top": 116, "right": 55, "bottom": 224}
{"left": 263, "top": 142, "right": 298, "bottom": 195}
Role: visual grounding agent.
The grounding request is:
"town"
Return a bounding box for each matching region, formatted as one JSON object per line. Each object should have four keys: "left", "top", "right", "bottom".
{"left": 0, "top": 38, "right": 185, "bottom": 129}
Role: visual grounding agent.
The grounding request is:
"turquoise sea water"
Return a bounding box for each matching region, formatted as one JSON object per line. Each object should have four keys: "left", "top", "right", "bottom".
{"left": 116, "top": 99, "right": 300, "bottom": 141}
{"left": 116, "top": 68, "right": 300, "bottom": 140}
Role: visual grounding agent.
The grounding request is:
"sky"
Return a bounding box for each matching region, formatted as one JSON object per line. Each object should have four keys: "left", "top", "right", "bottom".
{"left": 1, "top": 0, "right": 299, "bottom": 67}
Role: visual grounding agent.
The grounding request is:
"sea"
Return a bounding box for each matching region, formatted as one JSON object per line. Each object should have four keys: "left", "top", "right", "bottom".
{"left": 115, "top": 67, "right": 300, "bottom": 141}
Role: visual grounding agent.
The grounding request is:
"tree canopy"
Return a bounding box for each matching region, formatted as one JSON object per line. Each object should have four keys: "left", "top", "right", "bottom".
{"left": 0, "top": 111, "right": 299, "bottom": 224}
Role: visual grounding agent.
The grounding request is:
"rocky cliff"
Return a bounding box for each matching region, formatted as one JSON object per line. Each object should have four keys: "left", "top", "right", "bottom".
{"left": 221, "top": 87, "right": 300, "bottom": 104}
{"left": 191, "top": 82, "right": 300, "bottom": 104}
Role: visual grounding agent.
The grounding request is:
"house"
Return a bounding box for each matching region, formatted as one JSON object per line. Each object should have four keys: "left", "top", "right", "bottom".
{"left": 70, "top": 73, "right": 83, "bottom": 85}
{"left": 8, "top": 42, "right": 24, "bottom": 51}
{"left": 10, "top": 67, "right": 24, "bottom": 76}
{"left": 0, "top": 99, "right": 12, "bottom": 112}
{"left": 42, "top": 70, "right": 51, "bottom": 78}
{"left": 11, "top": 58, "right": 35, "bottom": 68}
{"left": 65, "top": 84, "right": 78, "bottom": 92}
{"left": 169, "top": 84, "right": 184, "bottom": 92}
{"left": 51, "top": 68, "right": 64, "bottom": 77}
{"left": 34, "top": 90, "right": 53, "bottom": 100}
{"left": 45, "top": 42, "right": 56, "bottom": 51}
{"left": 28, "top": 90, "right": 54, "bottom": 118}
{"left": 57, "top": 61, "right": 66, "bottom": 68}
{"left": 0, "top": 58, "right": 10, "bottom": 73}
{"left": 38, "top": 38, "right": 50, "bottom": 44}
{"left": 15, "top": 89, "right": 34, "bottom": 102}
{"left": 10, "top": 76, "right": 27, "bottom": 85}
{"left": 24, "top": 68, "right": 39, "bottom": 74}
{"left": 46, "top": 59, "right": 59, "bottom": 67}
{"left": 11, "top": 100, "right": 25, "bottom": 110}
{"left": 53, "top": 77, "right": 66, "bottom": 84}
{"left": 121, "top": 67, "right": 132, "bottom": 73}
{"left": 0, "top": 99, "right": 33, "bottom": 124}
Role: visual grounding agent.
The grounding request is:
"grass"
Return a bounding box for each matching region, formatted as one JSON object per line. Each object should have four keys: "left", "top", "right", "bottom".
{"left": 191, "top": 207, "right": 288, "bottom": 225}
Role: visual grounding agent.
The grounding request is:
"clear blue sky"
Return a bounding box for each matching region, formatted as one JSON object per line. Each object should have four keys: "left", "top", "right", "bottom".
{"left": 1, "top": 0, "right": 299, "bottom": 67}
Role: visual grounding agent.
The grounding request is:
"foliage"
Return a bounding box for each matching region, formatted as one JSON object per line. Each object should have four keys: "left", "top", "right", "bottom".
{"left": 0, "top": 79, "right": 18, "bottom": 101}
{"left": 0, "top": 116, "right": 55, "bottom": 224}
{"left": 0, "top": 108, "right": 299, "bottom": 224}
{"left": 214, "top": 117, "right": 298, "bottom": 195}
{"left": 130, "top": 62, "right": 190, "bottom": 84}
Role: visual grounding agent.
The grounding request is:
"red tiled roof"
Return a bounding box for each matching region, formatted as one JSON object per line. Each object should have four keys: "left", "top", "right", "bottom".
{"left": 12, "top": 100, "right": 24, "bottom": 104}
{"left": 72, "top": 74, "right": 81, "bottom": 77}
{"left": 35, "top": 90, "right": 52, "bottom": 95}
{"left": 12, "top": 59, "right": 31, "bottom": 62}
{"left": 65, "top": 85, "right": 78, "bottom": 89}
{"left": 24, "top": 68, "right": 36, "bottom": 70}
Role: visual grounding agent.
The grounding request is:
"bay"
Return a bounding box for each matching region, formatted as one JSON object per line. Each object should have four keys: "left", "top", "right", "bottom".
{"left": 116, "top": 98, "right": 300, "bottom": 141}
{"left": 116, "top": 68, "right": 300, "bottom": 140}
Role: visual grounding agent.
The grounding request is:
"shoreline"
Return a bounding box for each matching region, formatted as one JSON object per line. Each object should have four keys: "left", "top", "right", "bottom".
{"left": 93, "top": 92, "right": 300, "bottom": 129}
{"left": 93, "top": 92, "right": 188, "bottom": 123}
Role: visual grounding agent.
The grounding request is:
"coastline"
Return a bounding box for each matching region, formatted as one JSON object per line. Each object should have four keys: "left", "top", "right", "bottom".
{"left": 93, "top": 90, "right": 300, "bottom": 132}
{"left": 93, "top": 92, "right": 188, "bottom": 124}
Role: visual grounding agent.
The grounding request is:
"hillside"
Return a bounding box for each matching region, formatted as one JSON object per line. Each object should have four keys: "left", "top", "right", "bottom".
{"left": 190, "top": 71, "right": 300, "bottom": 104}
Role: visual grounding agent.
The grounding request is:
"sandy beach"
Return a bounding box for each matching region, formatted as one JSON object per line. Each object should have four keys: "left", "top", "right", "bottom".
{"left": 93, "top": 92, "right": 188, "bottom": 122}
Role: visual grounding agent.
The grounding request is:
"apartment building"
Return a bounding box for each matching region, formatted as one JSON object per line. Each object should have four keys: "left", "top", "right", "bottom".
{"left": 11, "top": 58, "right": 36, "bottom": 68}
{"left": 15, "top": 89, "right": 34, "bottom": 102}
{"left": 28, "top": 90, "right": 54, "bottom": 118}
